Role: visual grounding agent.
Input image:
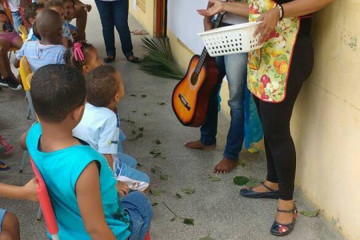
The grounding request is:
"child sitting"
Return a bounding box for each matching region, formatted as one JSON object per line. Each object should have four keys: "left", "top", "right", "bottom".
{"left": 0, "top": 10, "right": 22, "bottom": 90}
{"left": 64, "top": 41, "right": 102, "bottom": 74}
{"left": 72, "top": 65, "right": 150, "bottom": 194}
{"left": 14, "top": 9, "right": 66, "bottom": 72}
{"left": 63, "top": 0, "right": 78, "bottom": 41}
{"left": 24, "top": 3, "right": 44, "bottom": 42}
{"left": 25, "top": 64, "right": 153, "bottom": 240}
{"left": 45, "top": 0, "right": 73, "bottom": 47}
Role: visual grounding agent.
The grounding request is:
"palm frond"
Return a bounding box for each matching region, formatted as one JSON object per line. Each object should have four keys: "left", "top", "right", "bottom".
{"left": 139, "top": 37, "right": 183, "bottom": 80}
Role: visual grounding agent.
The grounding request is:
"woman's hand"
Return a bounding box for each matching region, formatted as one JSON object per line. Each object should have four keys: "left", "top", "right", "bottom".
{"left": 197, "top": 0, "right": 224, "bottom": 17}
{"left": 254, "top": 7, "right": 280, "bottom": 44}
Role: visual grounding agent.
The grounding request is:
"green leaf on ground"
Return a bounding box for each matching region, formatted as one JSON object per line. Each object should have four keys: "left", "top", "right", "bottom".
{"left": 155, "top": 139, "right": 162, "bottom": 145}
{"left": 137, "top": 163, "right": 143, "bottom": 167}
{"left": 175, "top": 193, "right": 182, "bottom": 199}
{"left": 300, "top": 209, "right": 320, "bottom": 217}
{"left": 141, "top": 94, "right": 147, "bottom": 98}
{"left": 233, "top": 176, "right": 250, "bottom": 186}
{"left": 132, "top": 110, "right": 137, "bottom": 113}
{"left": 238, "top": 159, "right": 246, "bottom": 167}
{"left": 143, "top": 113, "right": 149, "bottom": 116}
{"left": 157, "top": 102, "right": 166, "bottom": 105}
{"left": 209, "top": 176, "right": 221, "bottom": 182}
{"left": 150, "top": 149, "right": 162, "bottom": 158}
{"left": 170, "top": 217, "right": 176, "bottom": 221}
{"left": 130, "top": 94, "right": 137, "bottom": 97}
{"left": 183, "top": 218, "right": 194, "bottom": 226}
{"left": 182, "top": 187, "right": 195, "bottom": 194}
{"left": 136, "top": 133, "right": 143, "bottom": 139}
{"left": 151, "top": 202, "right": 158, "bottom": 206}
{"left": 245, "top": 178, "right": 262, "bottom": 188}
{"left": 160, "top": 174, "right": 170, "bottom": 181}
{"left": 150, "top": 166, "right": 161, "bottom": 174}
{"left": 149, "top": 189, "right": 166, "bottom": 196}
{"left": 131, "top": 130, "right": 136, "bottom": 135}
{"left": 139, "top": 127, "right": 144, "bottom": 131}
{"left": 200, "top": 236, "right": 216, "bottom": 240}
{"left": 120, "top": 118, "right": 135, "bottom": 124}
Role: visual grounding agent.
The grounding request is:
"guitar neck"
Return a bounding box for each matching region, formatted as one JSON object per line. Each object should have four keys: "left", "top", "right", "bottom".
{"left": 195, "top": 12, "right": 226, "bottom": 74}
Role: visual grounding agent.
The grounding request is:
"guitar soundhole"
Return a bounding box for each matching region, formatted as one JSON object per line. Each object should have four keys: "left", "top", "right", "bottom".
{"left": 190, "top": 73, "right": 198, "bottom": 86}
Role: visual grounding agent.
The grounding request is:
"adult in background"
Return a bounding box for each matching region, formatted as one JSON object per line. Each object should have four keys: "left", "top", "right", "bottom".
{"left": 198, "top": 0, "right": 334, "bottom": 236}
{"left": 95, "top": 0, "right": 139, "bottom": 63}
{"left": 187, "top": 0, "right": 263, "bottom": 174}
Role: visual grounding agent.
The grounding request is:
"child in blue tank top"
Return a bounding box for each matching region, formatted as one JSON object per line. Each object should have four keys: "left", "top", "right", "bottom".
{"left": 24, "top": 64, "right": 153, "bottom": 240}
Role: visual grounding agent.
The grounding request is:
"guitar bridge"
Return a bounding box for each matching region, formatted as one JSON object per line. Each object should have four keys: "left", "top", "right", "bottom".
{"left": 178, "top": 94, "right": 191, "bottom": 111}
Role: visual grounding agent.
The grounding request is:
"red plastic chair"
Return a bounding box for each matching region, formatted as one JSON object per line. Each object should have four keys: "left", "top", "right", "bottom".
{"left": 30, "top": 157, "right": 151, "bottom": 240}
{"left": 29, "top": 158, "right": 60, "bottom": 240}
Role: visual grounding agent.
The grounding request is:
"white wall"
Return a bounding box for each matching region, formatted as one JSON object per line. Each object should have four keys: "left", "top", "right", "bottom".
{"left": 167, "top": 0, "right": 208, "bottom": 54}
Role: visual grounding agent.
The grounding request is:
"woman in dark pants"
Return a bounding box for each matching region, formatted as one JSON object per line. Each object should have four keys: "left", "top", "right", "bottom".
{"left": 198, "top": 0, "right": 334, "bottom": 236}
{"left": 95, "top": 0, "right": 139, "bottom": 63}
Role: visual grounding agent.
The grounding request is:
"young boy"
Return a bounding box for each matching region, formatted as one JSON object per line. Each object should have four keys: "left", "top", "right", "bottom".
{"left": 45, "top": 0, "right": 73, "bottom": 47}
{"left": 14, "top": 9, "right": 65, "bottom": 72}
{"left": 73, "top": 65, "right": 150, "bottom": 195}
{"left": 25, "top": 64, "right": 153, "bottom": 240}
{"left": 24, "top": 3, "right": 44, "bottom": 42}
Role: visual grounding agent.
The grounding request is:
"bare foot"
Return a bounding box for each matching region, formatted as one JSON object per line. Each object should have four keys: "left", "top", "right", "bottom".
{"left": 249, "top": 180, "right": 278, "bottom": 192}
{"left": 213, "top": 158, "right": 238, "bottom": 174}
{"left": 276, "top": 199, "right": 296, "bottom": 224}
{"left": 185, "top": 140, "right": 216, "bottom": 150}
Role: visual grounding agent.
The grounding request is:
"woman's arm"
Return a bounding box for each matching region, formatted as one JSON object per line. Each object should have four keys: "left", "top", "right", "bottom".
{"left": 255, "top": 0, "right": 334, "bottom": 44}
{"left": 198, "top": 0, "right": 248, "bottom": 19}
{"left": 76, "top": 162, "right": 116, "bottom": 240}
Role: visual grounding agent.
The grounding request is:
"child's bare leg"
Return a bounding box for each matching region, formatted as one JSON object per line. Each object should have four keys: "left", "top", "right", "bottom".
{"left": 11, "top": 36, "right": 23, "bottom": 50}
{"left": 0, "top": 40, "right": 12, "bottom": 78}
{"left": 1, "top": 212, "right": 20, "bottom": 240}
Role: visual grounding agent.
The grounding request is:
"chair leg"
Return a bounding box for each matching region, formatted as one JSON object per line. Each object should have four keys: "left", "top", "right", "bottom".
{"left": 36, "top": 205, "right": 43, "bottom": 221}
{"left": 19, "top": 150, "right": 28, "bottom": 173}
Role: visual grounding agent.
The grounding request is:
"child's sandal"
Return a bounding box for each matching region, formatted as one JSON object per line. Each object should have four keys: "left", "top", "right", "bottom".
{"left": 270, "top": 207, "right": 298, "bottom": 236}
{"left": 0, "top": 135, "right": 14, "bottom": 155}
{"left": 0, "top": 161, "right": 10, "bottom": 171}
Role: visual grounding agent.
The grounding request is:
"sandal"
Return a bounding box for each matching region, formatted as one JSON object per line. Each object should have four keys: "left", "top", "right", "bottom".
{"left": 0, "top": 135, "right": 14, "bottom": 155}
{"left": 0, "top": 161, "right": 10, "bottom": 171}
{"left": 126, "top": 55, "right": 140, "bottom": 64}
{"left": 240, "top": 182, "right": 279, "bottom": 199}
{"left": 270, "top": 207, "right": 298, "bottom": 236}
{"left": 104, "top": 56, "right": 116, "bottom": 63}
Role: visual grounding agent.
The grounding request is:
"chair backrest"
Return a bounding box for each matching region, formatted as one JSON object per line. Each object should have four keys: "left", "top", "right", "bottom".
{"left": 19, "top": 24, "right": 28, "bottom": 41}
{"left": 30, "top": 158, "right": 60, "bottom": 240}
{"left": 19, "top": 56, "right": 32, "bottom": 91}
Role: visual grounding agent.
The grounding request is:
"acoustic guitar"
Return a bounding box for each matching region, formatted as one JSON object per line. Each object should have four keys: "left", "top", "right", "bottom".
{"left": 172, "top": 12, "right": 226, "bottom": 127}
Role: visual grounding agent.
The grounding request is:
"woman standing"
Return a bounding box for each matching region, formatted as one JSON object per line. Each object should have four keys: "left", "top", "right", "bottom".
{"left": 95, "top": 0, "right": 139, "bottom": 63}
{"left": 198, "top": 0, "right": 334, "bottom": 236}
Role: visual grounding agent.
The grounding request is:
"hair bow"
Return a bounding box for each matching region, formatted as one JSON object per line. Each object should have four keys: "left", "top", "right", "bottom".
{"left": 73, "top": 42, "right": 85, "bottom": 62}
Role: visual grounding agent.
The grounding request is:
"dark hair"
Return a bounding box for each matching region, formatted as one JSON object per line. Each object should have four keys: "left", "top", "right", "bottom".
{"left": 85, "top": 65, "right": 119, "bottom": 107}
{"left": 24, "top": 3, "right": 43, "bottom": 22}
{"left": 63, "top": 0, "right": 75, "bottom": 5}
{"left": 64, "top": 41, "right": 96, "bottom": 71}
{"left": 45, "top": 0, "right": 64, "bottom": 9}
{"left": 31, "top": 64, "right": 86, "bottom": 123}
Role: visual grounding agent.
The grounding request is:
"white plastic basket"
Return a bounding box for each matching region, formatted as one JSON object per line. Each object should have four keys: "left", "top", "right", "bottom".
{"left": 198, "top": 22, "right": 263, "bottom": 57}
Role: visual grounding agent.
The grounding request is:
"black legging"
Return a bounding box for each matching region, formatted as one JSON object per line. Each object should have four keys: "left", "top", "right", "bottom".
{"left": 254, "top": 19, "right": 314, "bottom": 200}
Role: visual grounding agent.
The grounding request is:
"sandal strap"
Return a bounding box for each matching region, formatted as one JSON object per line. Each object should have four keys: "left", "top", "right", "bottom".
{"left": 261, "top": 182, "right": 276, "bottom": 192}
{"left": 277, "top": 208, "right": 297, "bottom": 214}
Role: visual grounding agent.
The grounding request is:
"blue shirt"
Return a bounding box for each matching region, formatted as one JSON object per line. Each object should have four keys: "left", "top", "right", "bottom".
{"left": 16, "top": 41, "right": 66, "bottom": 72}
{"left": 26, "top": 123, "right": 131, "bottom": 240}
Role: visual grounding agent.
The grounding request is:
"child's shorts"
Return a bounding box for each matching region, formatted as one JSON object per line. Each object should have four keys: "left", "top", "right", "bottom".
{"left": 0, "top": 32, "right": 20, "bottom": 45}
{"left": 114, "top": 155, "right": 150, "bottom": 192}
{"left": 0, "top": 208, "right": 7, "bottom": 234}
